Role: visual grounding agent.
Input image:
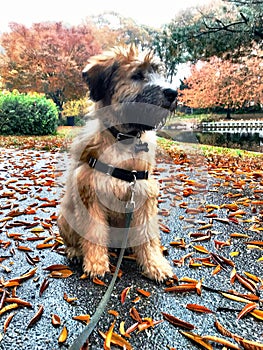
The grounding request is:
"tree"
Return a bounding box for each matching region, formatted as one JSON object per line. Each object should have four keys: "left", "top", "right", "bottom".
{"left": 179, "top": 55, "right": 263, "bottom": 117}
{"left": 86, "top": 12, "right": 158, "bottom": 51}
{"left": 153, "top": 0, "right": 263, "bottom": 80}
{"left": 0, "top": 22, "right": 101, "bottom": 111}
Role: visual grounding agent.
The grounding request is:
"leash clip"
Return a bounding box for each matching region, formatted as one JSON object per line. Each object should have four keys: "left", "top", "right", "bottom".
{"left": 126, "top": 171, "right": 137, "bottom": 211}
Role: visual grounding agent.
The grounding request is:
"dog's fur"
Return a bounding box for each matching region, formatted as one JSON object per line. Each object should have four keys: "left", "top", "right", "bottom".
{"left": 58, "top": 45, "right": 177, "bottom": 281}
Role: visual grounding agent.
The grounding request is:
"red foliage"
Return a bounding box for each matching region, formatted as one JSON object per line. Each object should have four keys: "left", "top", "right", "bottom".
{"left": 179, "top": 55, "right": 263, "bottom": 110}
{"left": 0, "top": 22, "right": 101, "bottom": 108}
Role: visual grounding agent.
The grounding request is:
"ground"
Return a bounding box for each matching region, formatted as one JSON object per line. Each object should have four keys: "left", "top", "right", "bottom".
{"left": 0, "top": 140, "right": 262, "bottom": 350}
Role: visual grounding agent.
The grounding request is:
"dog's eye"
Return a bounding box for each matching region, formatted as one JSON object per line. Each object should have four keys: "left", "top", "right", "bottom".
{"left": 131, "top": 71, "right": 145, "bottom": 81}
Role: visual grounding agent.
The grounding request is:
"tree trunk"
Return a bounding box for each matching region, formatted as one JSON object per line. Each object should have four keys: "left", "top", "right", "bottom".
{"left": 225, "top": 106, "right": 231, "bottom": 120}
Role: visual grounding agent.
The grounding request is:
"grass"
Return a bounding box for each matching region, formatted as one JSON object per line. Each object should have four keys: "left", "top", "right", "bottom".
{"left": 0, "top": 126, "right": 262, "bottom": 159}
{"left": 157, "top": 136, "right": 263, "bottom": 159}
{"left": 0, "top": 126, "right": 80, "bottom": 151}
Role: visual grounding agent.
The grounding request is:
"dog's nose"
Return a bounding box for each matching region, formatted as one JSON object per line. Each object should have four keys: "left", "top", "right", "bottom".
{"left": 163, "top": 88, "right": 178, "bottom": 103}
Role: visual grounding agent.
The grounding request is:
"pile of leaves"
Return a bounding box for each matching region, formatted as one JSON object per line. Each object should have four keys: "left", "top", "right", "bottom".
{"left": 0, "top": 137, "right": 262, "bottom": 349}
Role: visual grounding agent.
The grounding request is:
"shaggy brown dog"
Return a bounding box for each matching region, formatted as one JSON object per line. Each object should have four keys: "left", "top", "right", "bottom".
{"left": 58, "top": 45, "right": 177, "bottom": 281}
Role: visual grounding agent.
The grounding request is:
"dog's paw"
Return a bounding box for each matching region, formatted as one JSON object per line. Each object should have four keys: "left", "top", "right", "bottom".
{"left": 83, "top": 257, "right": 110, "bottom": 278}
{"left": 66, "top": 247, "right": 82, "bottom": 259}
{"left": 142, "top": 259, "right": 173, "bottom": 283}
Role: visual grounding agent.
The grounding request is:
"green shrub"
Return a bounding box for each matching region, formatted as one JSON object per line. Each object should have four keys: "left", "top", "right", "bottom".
{"left": 0, "top": 91, "right": 59, "bottom": 135}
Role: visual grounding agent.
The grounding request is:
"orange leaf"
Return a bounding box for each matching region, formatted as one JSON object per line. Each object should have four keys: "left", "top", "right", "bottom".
{"left": 130, "top": 307, "right": 142, "bottom": 323}
{"left": 58, "top": 326, "right": 68, "bottom": 344}
{"left": 27, "top": 304, "right": 44, "bottom": 328}
{"left": 49, "top": 269, "right": 73, "bottom": 278}
{"left": 43, "top": 264, "right": 71, "bottom": 271}
{"left": 51, "top": 314, "right": 61, "bottom": 327}
{"left": 186, "top": 304, "right": 213, "bottom": 314}
{"left": 179, "top": 330, "right": 212, "bottom": 350}
{"left": 4, "top": 312, "right": 15, "bottom": 333}
{"left": 164, "top": 283, "right": 197, "bottom": 293}
{"left": 72, "top": 314, "right": 90, "bottom": 324}
{"left": 104, "top": 320, "right": 116, "bottom": 350}
{"left": 120, "top": 286, "right": 131, "bottom": 304}
{"left": 162, "top": 312, "right": 195, "bottom": 330}
{"left": 202, "top": 335, "right": 240, "bottom": 349}
{"left": 17, "top": 245, "right": 33, "bottom": 252}
{"left": 214, "top": 319, "right": 243, "bottom": 342}
{"left": 108, "top": 310, "right": 119, "bottom": 317}
{"left": 238, "top": 338, "right": 263, "bottom": 349}
{"left": 193, "top": 245, "right": 209, "bottom": 254}
{"left": 63, "top": 292, "right": 77, "bottom": 303}
{"left": 0, "top": 303, "right": 19, "bottom": 317}
{"left": 250, "top": 309, "right": 263, "bottom": 321}
{"left": 137, "top": 289, "right": 151, "bottom": 298}
{"left": 98, "top": 330, "right": 133, "bottom": 350}
{"left": 93, "top": 277, "right": 106, "bottom": 286}
{"left": 237, "top": 303, "right": 257, "bottom": 320}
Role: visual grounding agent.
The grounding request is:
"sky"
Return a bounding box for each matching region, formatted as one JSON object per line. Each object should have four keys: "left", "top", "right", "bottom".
{"left": 0, "top": 0, "right": 212, "bottom": 32}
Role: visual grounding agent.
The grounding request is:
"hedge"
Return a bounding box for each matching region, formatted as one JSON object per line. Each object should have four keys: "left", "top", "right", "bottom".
{"left": 0, "top": 91, "right": 59, "bottom": 135}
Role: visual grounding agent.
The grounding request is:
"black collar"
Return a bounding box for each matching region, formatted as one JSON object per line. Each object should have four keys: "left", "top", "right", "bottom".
{"left": 107, "top": 126, "right": 141, "bottom": 144}
{"left": 107, "top": 126, "right": 149, "bottom": 153}
{"left": 87, "top": 156, "right": 148, "bottom": 182}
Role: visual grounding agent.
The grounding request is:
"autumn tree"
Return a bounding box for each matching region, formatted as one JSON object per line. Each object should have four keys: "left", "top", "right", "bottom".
{"left": 179, "top": 54, "right": 263, "bottom": 118}
{"left": 86, "top": 12, "right": 158, "bottom": 51}
{"left": 153, "top": 0, "right": 263, "bottom": 79}
{"left": 0, "top": 22, "right": 101, "bottom": 111}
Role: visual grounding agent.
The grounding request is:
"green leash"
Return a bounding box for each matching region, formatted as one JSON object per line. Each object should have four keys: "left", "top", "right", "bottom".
{"left": 69, "top": 198, "right": 135, "bottom": 350}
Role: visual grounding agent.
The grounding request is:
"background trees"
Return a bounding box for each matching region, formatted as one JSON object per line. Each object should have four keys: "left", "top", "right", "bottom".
{"left": 153, "top": 0, "right": 263, "bottom": 79}
{"left": 0, "top": 2, "right": 262, "bottom": 118}
{"left": 179, "top": 55, "right": 263, "bottom": 116}
{"left": 0, "top": 22, "right": 101, "bottom": 111}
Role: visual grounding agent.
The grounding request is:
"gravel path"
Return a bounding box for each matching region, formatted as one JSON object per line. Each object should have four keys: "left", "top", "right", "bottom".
{"left": 0, "top": 147, "right": 262, "bottom": 350}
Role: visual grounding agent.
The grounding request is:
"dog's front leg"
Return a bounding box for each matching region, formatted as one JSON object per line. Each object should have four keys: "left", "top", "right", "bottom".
{"left": 132, "top": 211, "right": 173, "bottom": 282}
{"left": 81, "top": 201, "right": 110, "bottom": 278}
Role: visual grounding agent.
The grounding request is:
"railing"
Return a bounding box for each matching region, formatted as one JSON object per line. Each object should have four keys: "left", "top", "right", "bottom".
{"left": 202, "top": 120, "right": 263, "bottom": 134}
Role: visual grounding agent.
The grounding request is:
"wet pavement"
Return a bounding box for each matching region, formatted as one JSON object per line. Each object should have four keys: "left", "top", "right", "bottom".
{"left": 0, "top": 146, "right": 262, "bottom": 350}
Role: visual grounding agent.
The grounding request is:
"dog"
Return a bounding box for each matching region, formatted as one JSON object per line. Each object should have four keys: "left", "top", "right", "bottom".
{"left": 58, "top": 45, "right": 177, "bottom": 281}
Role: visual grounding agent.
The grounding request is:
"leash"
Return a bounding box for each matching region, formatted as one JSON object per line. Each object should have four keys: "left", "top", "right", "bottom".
{"left": 69, "top": 179, "right": 136, "bottom": 350}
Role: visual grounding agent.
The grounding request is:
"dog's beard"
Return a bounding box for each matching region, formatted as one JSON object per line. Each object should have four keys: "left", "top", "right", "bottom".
{"left": 114, "top": 85, "right": 175, "bottom": 131}
{"left": 111, "top": 102, "right": 170, "bottom": 132}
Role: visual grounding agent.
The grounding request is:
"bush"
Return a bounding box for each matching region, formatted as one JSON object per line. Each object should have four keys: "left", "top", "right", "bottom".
{"left": 0, "top": 91, "right": 59, "bottom": 135}
{"left": 62, "top": 98, "right": 93, "bottom": 118}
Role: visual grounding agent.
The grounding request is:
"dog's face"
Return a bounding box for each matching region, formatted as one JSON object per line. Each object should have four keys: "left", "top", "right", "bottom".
{"left": 82, "top": 45, "right": 177, "bottom": 131}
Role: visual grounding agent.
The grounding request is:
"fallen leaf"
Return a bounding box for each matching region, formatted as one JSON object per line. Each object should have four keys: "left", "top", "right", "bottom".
{"left": 179, "top": 330, "right": 212, "bottom": 350}
{"left": 193, "top": 245, "right": 209, "bottom": 254}
{"left": 49, "top": 269, "right": 73, "bottom": 278}
{"left": 202, "top": 335, "right": 240, "bottom": 349}
{"left": 186, "top": 304, "right": 214, "bottom": 314}
{"left": 39, "top": 278, "right": 49, "bottom": 297}
{"left": 72, "top": 314, "right": 91, "bottom": 324}
{"left": 164, "top": 283, "right": 197, "bottom": 293}
{"left": 3, "top": 312, "right": 15, "bottom": 333}
{"left": 237, "top": 303, "right": 257, "bottom": 320}
{"left": 51, "top": 314, "right": 61, "bottom": 327}
{"left": 137, "top": 289, "right": 151, "bottom": 298}
{"left": 104, "top": 320, "right": 116, "bottom": 350}
{"left": 98, "top": 330, "right": 133, "bottom": 350}
{"left": 130, "top": 307, "right": 142, "bottom": 323}
{"left": 121, "top": 286, "right": 131, "bottom": 304}
{"left": 161, "top": 312, "right": 195, "bottom": 330}
{"left": 93, "top": 277, "right": 106, "bottom": 286}
{"left": 27, "top": 304, "right": 44, "bottom": 328}
{"left": 238, "top": 338, "right": 263, "bottom": 349}
{"left": 250, "top": 309, "right": 263, "bottom": 321}
{"left": 0, "top": 303, "right": 19, "bottom": 316}
{"left": 63, "top": 292, "right": 77, "bottom": 303}
{"left": 58, "top": 326, "right": 68, "bottom": 344}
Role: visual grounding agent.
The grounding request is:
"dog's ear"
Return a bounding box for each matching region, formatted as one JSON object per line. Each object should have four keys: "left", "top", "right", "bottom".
{"left": 82, "top": 61, "right": 118, "bottom": 102}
